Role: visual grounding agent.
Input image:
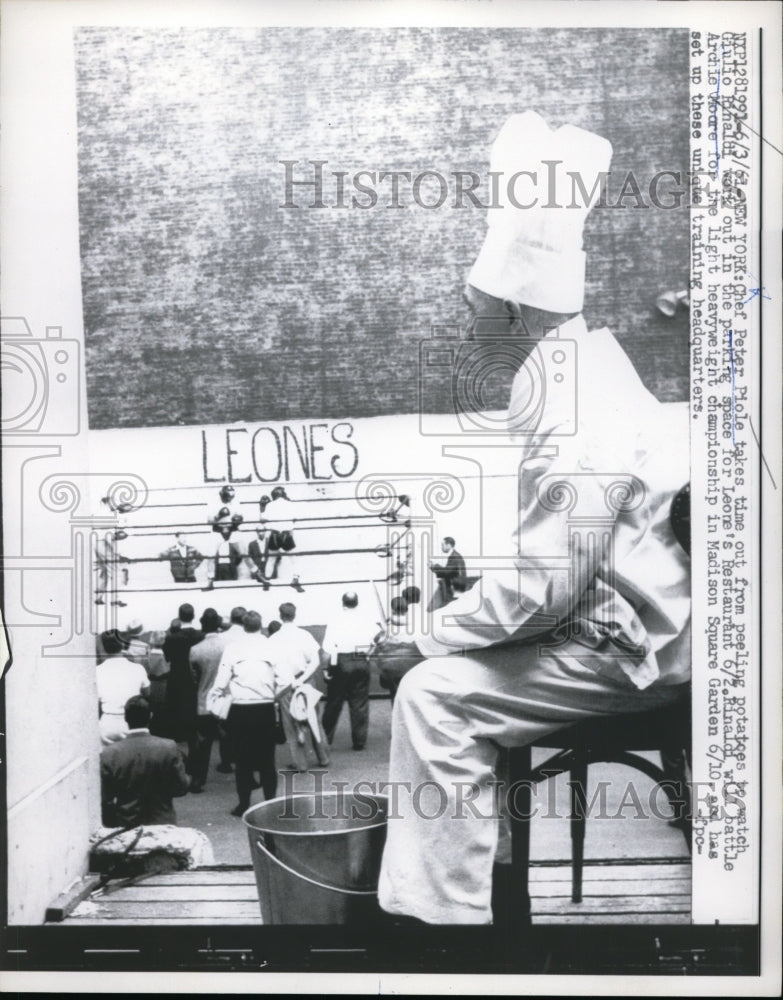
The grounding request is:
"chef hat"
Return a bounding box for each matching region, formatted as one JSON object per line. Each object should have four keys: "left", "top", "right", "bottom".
{"left": 467, "top": 111, "right": 612, "bottom": 313}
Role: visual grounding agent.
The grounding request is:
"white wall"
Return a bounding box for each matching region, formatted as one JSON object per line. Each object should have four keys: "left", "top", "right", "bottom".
{"left": 2, "top": 6, "right": 101, "bottom": 924}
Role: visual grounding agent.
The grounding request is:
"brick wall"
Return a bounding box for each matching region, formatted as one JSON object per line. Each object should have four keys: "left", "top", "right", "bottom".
{"left": 75, "top": 27, "right": 690, "bottom": 430}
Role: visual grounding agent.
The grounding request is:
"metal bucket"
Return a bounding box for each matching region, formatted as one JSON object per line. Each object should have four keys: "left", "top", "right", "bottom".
{"left": 244, "top": 792, "right": 388, "bottom": 924}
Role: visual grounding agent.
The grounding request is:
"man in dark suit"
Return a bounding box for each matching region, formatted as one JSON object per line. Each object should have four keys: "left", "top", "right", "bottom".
{"left": 100, "top": 696, "right": 190, "bottom": 827}
{"left": 161, "top": 603, "right": 203, "bottom": 762}
{"left": 159, "top": 532, "right": 204, "bottom": 583}
{"left": 428, "top": 536, "right": 466, "bottom": 608}
{"left": 247, "top": 526, "right": 271, "bottom": 590}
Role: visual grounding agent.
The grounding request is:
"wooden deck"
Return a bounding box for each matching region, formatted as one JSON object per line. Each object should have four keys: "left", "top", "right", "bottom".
{"left": 58, "top": 860, "right": 690, "bottom": 926}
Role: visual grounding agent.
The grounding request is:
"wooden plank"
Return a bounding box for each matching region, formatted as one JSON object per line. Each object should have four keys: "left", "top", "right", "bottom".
{"left": 533, "top": 895, "right": 691, "bottom": 915}
{"left": 530, "top": 878, "right": 690, "bottom": 897}
{"left": 70, "top": 900, "right": 263, "bottom": 920}
{"left": 63, "top": 917, "right": 264, "bottom": 926}
{"left": 528, "top": 862, "right": 690, "bottom": 881}
{"left": 534, "top": 913, "right": 691, "bottom": 925}
{"left": 60, "top": 862, "right": 691, "bottom": 926}
{"left": 45, "top": 875, "right": 103, "bottom": 923}
{"left": 104, "top": 862, "right": 689, "bottom": 886}
{"left": 97, "top": 885, "right": 259, "bottom": 902}
{"left": 543, "top": 871, "right": 690, "bottom": 883}
{"left": 135, "top": 869, "right": 256, "bottom": 886}
{"left": 108, "top": 884, "right": 689, "bottom": 906}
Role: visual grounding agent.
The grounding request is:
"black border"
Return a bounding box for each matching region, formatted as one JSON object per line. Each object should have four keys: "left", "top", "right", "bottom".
{"left": 1, "top": 923, "right": 762, "bottom": 975}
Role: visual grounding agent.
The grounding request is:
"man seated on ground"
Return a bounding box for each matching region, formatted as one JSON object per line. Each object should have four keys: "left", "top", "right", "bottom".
{"left": 100, "top": 696, "right": 190, "bottom": 827}
{"left": 373, "top": 112, "right": 691, "bottom": 925}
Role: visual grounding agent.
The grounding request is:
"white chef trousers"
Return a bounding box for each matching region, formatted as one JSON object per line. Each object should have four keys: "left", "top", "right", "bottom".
{"left": 377, "top": 638, "right": 688, "bottom": 924}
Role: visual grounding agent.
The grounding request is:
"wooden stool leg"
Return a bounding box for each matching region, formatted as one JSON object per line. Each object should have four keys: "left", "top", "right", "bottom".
{"left": 660, "top": 745, "right": 692, "bottom": 849}
{"left": 569, "top": 757, "right": 588, "bottom": 903}
{"left": 509, "top": 745, "right": 532, "bottom": 927}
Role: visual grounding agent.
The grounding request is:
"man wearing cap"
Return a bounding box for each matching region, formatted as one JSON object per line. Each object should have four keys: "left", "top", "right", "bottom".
{"left": 376, "top": 112, "right": 691, "bottom": 924}
{"left": 95, "top": 619, "right": 143, "bottom": 665}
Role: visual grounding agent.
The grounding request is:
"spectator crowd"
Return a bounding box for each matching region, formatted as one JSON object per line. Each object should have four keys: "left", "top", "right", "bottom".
{"left": 96, "top": 592, "right": 406, "bottom": 826}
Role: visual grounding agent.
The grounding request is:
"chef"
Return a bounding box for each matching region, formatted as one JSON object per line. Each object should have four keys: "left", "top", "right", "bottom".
{"left": 375, "top": 111, "right": 691, "bottom": 925}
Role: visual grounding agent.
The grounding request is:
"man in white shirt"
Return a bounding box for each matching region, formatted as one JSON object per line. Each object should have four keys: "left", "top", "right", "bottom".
{"left": 208, "top": 610, "right": 282, "bottom": 815}
{"left": 96, "top": 631, "right": 151, "bottom": 745}
{"left": 214, "top": 606, "right": 248, "bottom": 773}
{"left": 258, "top": 487, "right": 304, "bottom": 592}
{"left": 207, "top": 524, "right": 242, "bottom": 585}
{"left": 376, "top": 112, "right": 691, "bottom": 925}
{"left": 268, "top": 602, "right": 329, "bottom": 770}
{"left": 321, "top": 592, "right": 382, "bottom": 752}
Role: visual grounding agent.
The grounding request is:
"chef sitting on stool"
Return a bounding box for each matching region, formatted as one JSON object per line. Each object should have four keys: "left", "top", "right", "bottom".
{"left": 372, "top": 111, "right": 691, "bottom": 925}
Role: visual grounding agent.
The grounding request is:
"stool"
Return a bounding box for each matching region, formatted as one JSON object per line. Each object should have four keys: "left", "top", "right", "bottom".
{"left": 501, "top": 691, "right": 691, "bottom": 925}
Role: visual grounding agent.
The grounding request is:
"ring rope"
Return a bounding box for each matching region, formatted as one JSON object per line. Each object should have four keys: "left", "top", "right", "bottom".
{"left": 120, "top": 523, "right": 412, "bottom": 540}
{"left": 97, "top": 546, "right": 393, "bottom": 564}
{"left": 110, "top": 512, "right": 395, "bottom": 530}
{"left": 119, "top": 470, "right": 518, "bottom": 497}
{"left": 96, "top": 576, "right": 397, "bottom": 595}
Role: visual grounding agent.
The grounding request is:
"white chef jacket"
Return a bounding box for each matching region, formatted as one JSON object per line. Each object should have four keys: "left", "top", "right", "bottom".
{"left": 415, "top": 316, "right": 690, "bottom": 690}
